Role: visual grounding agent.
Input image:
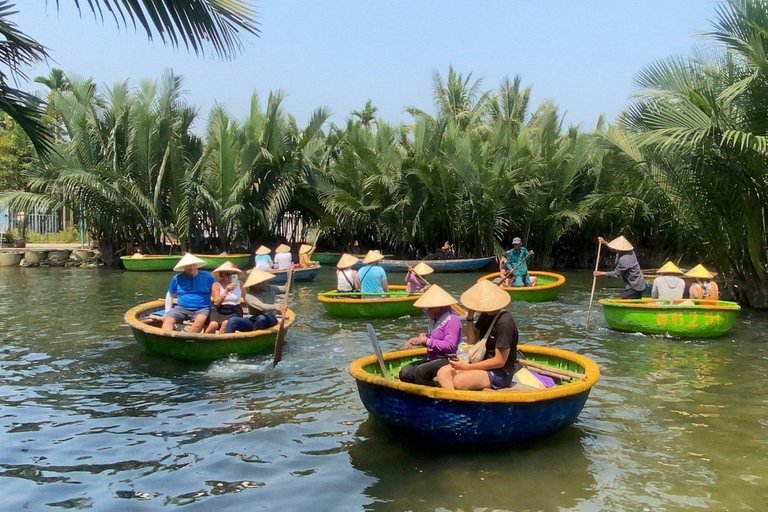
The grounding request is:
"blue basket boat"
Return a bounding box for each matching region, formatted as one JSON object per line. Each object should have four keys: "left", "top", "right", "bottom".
{"left": 349, "top": 345, "right": 600, "bottom": 446}
{"left": 268, "top": 265, "right": 320, "bottom": 284}
{"left": 375, "top": 256, "right": 496, "bottom": 273}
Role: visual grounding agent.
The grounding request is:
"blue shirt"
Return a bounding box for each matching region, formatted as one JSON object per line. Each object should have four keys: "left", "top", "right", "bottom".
{"left": 168, "top": 270, "right": 216, "bottom": 310}
{"left": 254, "top": 254, "right": 273, "bottom": 270}
{"left": 358, "top": 265, "right": 388, "bottom": 294}
{"left": 504, "top": 247, "right": 530, "bottom": 276}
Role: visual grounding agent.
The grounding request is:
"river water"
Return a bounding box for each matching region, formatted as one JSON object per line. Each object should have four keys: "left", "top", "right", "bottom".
{"left": 0, "top": 267, "right": 766, "bottom": 511}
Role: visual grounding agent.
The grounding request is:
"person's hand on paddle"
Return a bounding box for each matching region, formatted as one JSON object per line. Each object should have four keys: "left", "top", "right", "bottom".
{"left": 593, "top": 271, "right": 605, "bottom": 277}
{"left": 598, "top": 236, "right": 607, "bottom": 246}
{"left": 278, "top": 303, "right": 288, "bottom": 314}
{"left": 529, "top": 250, "right": 535, "bottom": 256}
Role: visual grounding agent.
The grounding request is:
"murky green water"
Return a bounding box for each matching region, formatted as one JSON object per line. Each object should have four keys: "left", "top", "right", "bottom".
{"left": 0, "top": 267, "right": 766, "bottom": 510}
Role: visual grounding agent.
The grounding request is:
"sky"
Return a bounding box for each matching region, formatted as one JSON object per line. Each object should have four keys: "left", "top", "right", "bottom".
{"left": 16, "top": 1, "right": 718, "bottom": 132}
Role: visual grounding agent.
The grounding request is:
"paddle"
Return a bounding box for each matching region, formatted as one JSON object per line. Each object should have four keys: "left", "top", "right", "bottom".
{"left": 518, "top": 359, "right": 587, "bottom": 382}
{"left": 366, "top": 323, "right": 389, "bottom": 379}
{"left": 272, "top": 268, "right": 294, "bottom": 367}
{"left": 585, "top": 239, "right": 602, "bottom": 330}
{"left": 498, "top": 251, "right": 532, "bottom": 287}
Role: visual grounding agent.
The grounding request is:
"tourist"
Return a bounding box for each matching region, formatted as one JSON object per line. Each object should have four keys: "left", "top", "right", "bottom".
{"left": 405, "top": 262, "right": 432, "bottom": 293}
{"left": 500, "top": 237, "right": 534, "bottom": 287}
{"left": 593, "top": 236, "right": 646, "bottom": 299}
{"left": 162, "top": 253, "right": 216, "bottom": 333}
{"left": 336, "top": 253, "right": 359, "bottom": 292}
{"left": 254, "top": 245, "right": 273, "bottom": 270}
{"left": 441, "top": 241, "right": 455, "bottom": 258}
{"left": 205, "top": 261, "right": 245, "bottom": 334}
{"left": 224, "top": 269, "right": 287, "bottom": 333}
{"left": 436, "top": 280, "right": 518, "bottom": 390}
{"left": 356, "top": 250, "right": 389, "bottom": 295}
{"left": 651, "top": 261, "right": 685, "bottom": 300}
{"left": 274, "top": 244, "right": 293, "bottom": 270}
{"left": 687, "top": 264, "right": 719, "bottom": 300}
{"left": 399, "top": 285, "right": 462, "bottom": 386}
{"left": 298, "top": 244, "right": 317, "bottom": 267}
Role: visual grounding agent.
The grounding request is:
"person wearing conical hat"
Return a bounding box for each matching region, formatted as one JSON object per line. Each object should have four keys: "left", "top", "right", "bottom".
{"left": 355, "top": 250, "right": 388, "bottom": 296}
{"left": 405, "top": 262, "right": 433, "bottom": 293}
{"left": 161, "top": 253, "right": 216, "bottom": 333}
{"left": 593, "top": 235, "right": 646, "bottom": 299}
{"left": 687, "top": 264, "right": 719, "bottom": 300}
{"left": 274, "top": 243, "right": 293, "bottom": 270}
{"left": 205, "top": 262, "right": 245, "bottom": 334}
{"left": 398, "top": 285, "right": 462, "bottom": 386}
{"left": 254, "top": 245, "right": 273, "bottom": 271}
{"left": 223, "top": 269, "right": 288, "bottom": 333}
{"left": 651, "top": 261, "right": 685, "bottom": 300}
{"left": 298, "top": 244, "right": 318, "bottom": 268}
{"left": 436, "top": 281, "right": 518, "bottom": 391}
{"left": 336, "top": 254, "right": 359, "bottom": 292}
{"left": 500, "top": 237, "right": 535, "bottom": 287}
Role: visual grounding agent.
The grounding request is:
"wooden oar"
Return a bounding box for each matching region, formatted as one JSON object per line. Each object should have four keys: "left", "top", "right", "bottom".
{"left": 518, "top": 359, "right": 587, "bottom": 381}
{"left": 585, "top": 240, "right": 602, "bottom": 330}
{"left": 498, "top": 252, "right": 532, "bottom": 287}
{"left": 272, "top": 268, "right": 294, "bottom": 367}
{"left": 366, "top": 323, "right": 389, "bottom": 379}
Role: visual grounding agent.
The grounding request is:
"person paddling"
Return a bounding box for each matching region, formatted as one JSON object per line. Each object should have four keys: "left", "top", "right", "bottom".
{"left": 224, "top": 269, "right": 287, "bottom": 333}
{"left": 593, "top": 236, "right": 645, "bottom": 299}
{"left": 500, "top": 237, "right": 534, "bottom": 287}
{"left": 405, "top": 262, "right": 433, "bottom": 293}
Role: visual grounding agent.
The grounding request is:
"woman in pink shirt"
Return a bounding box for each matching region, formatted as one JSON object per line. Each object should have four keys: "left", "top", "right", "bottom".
{"left": 405, "top": 262, "right": 433, "bottom": 293}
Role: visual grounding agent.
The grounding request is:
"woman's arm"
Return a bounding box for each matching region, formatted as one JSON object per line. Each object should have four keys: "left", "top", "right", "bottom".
{"left": 451, "top": 348, "right": 510, "bottom": 371}
{"left": 382, "top": 279, "right": 389, "bottom": 292}
{"left": 464, "top": 315, "right": 480, "bottom": 345}
{"left": 212, "top": 283, "right": 223, "bottom": 306}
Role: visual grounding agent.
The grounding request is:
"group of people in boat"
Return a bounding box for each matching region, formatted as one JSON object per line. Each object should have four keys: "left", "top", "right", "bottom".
{"left": 592, "top": 235, "right": 719, "bottom": 301}
{"left": 253, "top": 244, "right": 318, "bottom": 271}
{"left": 333, "top": 249, "right": 435, "bottom": 295}
{"left": 161, "top": 253, "right": 288, "bottom": 335}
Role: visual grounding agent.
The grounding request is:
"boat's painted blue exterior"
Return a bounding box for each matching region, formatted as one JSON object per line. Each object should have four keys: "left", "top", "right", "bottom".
{"left": 356, "top": 256, "right": 496, "bottom": 273}
{"left": 269, "top": 266, "right": 320, "bottom": 284}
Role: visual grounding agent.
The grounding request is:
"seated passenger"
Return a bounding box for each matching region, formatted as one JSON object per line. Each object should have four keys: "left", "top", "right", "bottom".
{"left": 436, "top": 280, "right": 518, "bottom": 390}
{"left": 162, "top": 253, "right": 216, "bottom": 333}
{"left": 399, "top": 285, "right": 462, "bottom": 386}
{"left": 651, "top": 261, "right": 685, "bottom": 300}
{"left": 274, "top": 244, "right": 293, "bottom": 270}
{"left": 298, "top": 244, "right": 318, "bottom": 267}
{"left": 205, "top": 261, "right": 245, "bottom": 334}
{"left": 355, "top": 250, "right": 389, "bottom": 295}
{"left": 336, "top": 253, "right": 359, "bottom": 292}
{"left": 405, "top": 262, "right": 433, "bottom": 293}
{"left": 686, "top": 264, "right": 719, "bottom": 300}
{"left": 224, "top": 270, "right": 287, "bottom": 333}
{"left": 500, "top": 237, "right": 534, "bottom": 287}
{"left": 441, "top": 241, "right": 455, "bottom": 258}
{"left": 254, "top": 245, "right": 273, "bottom": 270}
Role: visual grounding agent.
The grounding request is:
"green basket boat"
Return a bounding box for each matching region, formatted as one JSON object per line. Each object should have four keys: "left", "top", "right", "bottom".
{"left": 477, "top": 271, "right": 566, "bottom": 302}
{"left": 195, "top": 253, "right": 252, "bottom": 270}
{"left": 311, "top": 252, "right": 342, "bottom": 265}
{"left": 121, "top": 255, "right": 182, "bottom": 271}
{"left": 318, "top": 285, "right": 423, "bottom": 319}
{"left": 124, "top": 300, "right": 295, "bottom": 361}
{"left": 599, "top": 298, "right": 740, "bottom": 338}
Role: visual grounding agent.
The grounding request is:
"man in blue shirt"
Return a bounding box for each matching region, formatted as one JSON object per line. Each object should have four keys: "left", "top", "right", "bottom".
{"left": 162, "top": 253, "right": 216, "bottom": 332}
{"left": 355, "top": 250, "right": 389, "bottom": 296}
{"left": 501, "top": 237, "right": 534, "bottom": 287}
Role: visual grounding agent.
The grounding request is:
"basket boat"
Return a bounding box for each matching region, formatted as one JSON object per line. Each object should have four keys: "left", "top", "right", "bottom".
{"left": 378, "top": 256, "right": 496, "bottom": 273}
{"left": 194, "top": 254, "right": 252, "bottom": 270}
{"left": 311, "top": 253, "right": 342, "bottom": 265}
{"left": 317, "top": 285, "right": 422, "bottom": 319}
{"left": 121, "top": 255, "right": 181, "bottom": 271}
{"left": 477, "top": 271, "right": 566, "bottom": 302}
{"left": 269, "top": 266, "right": 320, "bottom": 284}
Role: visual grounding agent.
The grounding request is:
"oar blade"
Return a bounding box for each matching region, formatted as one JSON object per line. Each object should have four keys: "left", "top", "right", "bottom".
{"left": 272, "top": 269, "right": 294, "bottom": 367}
{"left": 366, "top": 323, "right": 389, "bottom": 379}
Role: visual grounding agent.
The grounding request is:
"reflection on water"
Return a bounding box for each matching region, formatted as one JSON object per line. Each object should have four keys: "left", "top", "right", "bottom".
{"left": 0, "top": 267, "right": 766, "bottom": 510}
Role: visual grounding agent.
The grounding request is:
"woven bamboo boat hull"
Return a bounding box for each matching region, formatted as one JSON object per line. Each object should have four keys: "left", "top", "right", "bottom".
{"left": 599, "top": 298, "right": 739, "bottom": 337}
{"left": 195, "top": 254, "right": 252, "bottom": 270}
{"left": 350, "top": 345, "right": 599, "bottom": 446}
{"left": 121, "top": 255, "right": 181, "bottom": 271}
{"left": 318, "top": 285, "right": 422, "bottom": 318}
{"left": 125, "top": 300, "right": 294, "bottom": 361}
{"left": 269, "top": 266, "right": 320, "bottom": 284}
{"left": 478, "top": 271, "right": 566, "bottom": 302}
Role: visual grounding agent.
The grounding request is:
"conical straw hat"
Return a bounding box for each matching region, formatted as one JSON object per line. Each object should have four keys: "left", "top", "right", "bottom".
{"left": 363, "top": 250, "right": 384, "bottom": 264}
{"left": 413, "top": 262, "right": 434, "bottom": 276}
{"left": 276, "top": 244, "right": 291, "bottom": 254}
{"left": 337, "top": 253, "right": 359, "bottom": 269}
{"left": 212, "top": 261, "right": 244, "bottom": 280}
{"left": 299, "top": 244, "right": 313, "bottom": 255}
{"left": 606, "top": 235, "right": 633, "bottom": 251}
{"left": 460, "top": 280, "right": 511, "bottom": 312}
{"left": 685, "top": 264, "right": 714, "bottom": 279}
{"left": 657, "top": 261, "right": 684, "bottom": 275}
{"left": 255, "top": 245, "right": 271, "bottom": 255}
{"left": 413, "top": 285, "right": 457, "bottom": 308}
{"left": 173, "top": 253, "right": 207, "bottom": 272}
{"left": 244, "top": 269, "right": 275, "bottom": 288}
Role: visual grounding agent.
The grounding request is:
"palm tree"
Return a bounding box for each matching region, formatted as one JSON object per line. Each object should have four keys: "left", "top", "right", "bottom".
{"left": 351, "top": 100, "right": 379, "bottom": 129}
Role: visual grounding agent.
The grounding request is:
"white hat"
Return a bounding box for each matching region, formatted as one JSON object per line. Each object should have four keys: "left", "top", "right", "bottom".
{"left": 255, "top": 245, "right": 271, "bottom": 255}
{"left": 606, "top": 236, "right": 634, "bottom": 251}
{"left": 413, "top": 285, "right": 457, "bottom": 308}
{"left": 276, "top": 244, "right": 291, "bottom": 254}
{"left": 244, "top": 269, "right": 276, "bottom": 288}
{"left": 412, "top": 262, "right": 434, "bottom": 276}
{"left": 212, "top": 261, "right": 244, "bottom": 280}
{"left": 299, "top": 244, "right": 313, "bottom": 255}
{"left": 460, "top": 280, "right": 511, "bottom": 312}
{"left": 337, "top": 253, "right": 359, "bottom": 269}
{"left": 173, "top": 253, "right": 207, "bottom": 272}
{"left": 363, "top": 250, "right": 384, "bottom": 264}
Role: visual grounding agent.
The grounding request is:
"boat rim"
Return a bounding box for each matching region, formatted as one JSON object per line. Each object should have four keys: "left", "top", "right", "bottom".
{"left": 124, "top": 300, "right": 295, "bottom": 341}
{"left": 599, "top": 297, "right": 740, "bottom": 311}
{"left": 317, "top": 285, "right": 420, "bottom": 304}
{"left": 193, "top": 253, "right": 252, "bottom": 259}
{"left": 478, "top": 271, "right": 566, "bottom": 291}
{"left": 382, "top": 256, "right": 496, "bottom": 264}
{"left": 270, "top": 265, "right": 321, "bottom": 275}
{"left": 349, "top": 344, "right": 599, "bottom": 403}
{"left": 120, "top": 255, "right": 181, "bottom": 260}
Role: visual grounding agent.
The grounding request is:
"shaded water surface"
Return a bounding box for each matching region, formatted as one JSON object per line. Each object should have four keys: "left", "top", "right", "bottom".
{"left": 0, "top": 267, "right": 766, "bottom": 510}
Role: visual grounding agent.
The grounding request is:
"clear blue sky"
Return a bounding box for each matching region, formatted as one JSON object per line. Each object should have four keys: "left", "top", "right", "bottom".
{"left": 17, "top": 1, "right": 717, "bottom": 131}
